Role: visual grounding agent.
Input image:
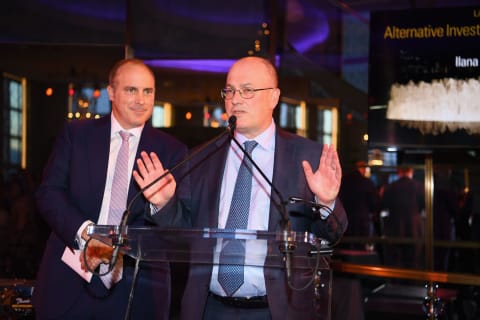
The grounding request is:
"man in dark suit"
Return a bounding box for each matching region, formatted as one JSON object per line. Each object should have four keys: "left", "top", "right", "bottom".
{"left": 179, "top": 56, "right": 348, "bottom": 320}
{"left": 339, "top": 161, "right": 380, "bottom": 248}
{"left": 33, "top": 58, "right": 189, "bottom": 319}
{"left": 381, "top": 166, "right": 425, "bottom": 268}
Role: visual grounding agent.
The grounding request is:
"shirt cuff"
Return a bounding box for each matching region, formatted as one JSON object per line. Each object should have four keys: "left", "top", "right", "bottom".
{"left": 150, "top": 203, "right": 162, "bottom": 216}
{"left": 75, "top": 220, "right": 94, "bottom": 250}
{"left": 314, "top": 197, "right": 336, "bottom": 220}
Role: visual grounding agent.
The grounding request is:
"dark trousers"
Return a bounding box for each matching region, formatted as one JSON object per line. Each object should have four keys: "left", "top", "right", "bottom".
{"left": 203, "top": 294, "right": 271, "bottom": 320}
{"left": 35, "top": 263, "right": 170, "bottom": 320}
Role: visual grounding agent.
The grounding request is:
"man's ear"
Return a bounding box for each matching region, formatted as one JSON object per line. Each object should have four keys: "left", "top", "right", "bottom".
{"left": 270, "top": 88, "right": 281, "bottom": 109}
{"left": 107, "top": 85, "right": 114, "bottom": 101}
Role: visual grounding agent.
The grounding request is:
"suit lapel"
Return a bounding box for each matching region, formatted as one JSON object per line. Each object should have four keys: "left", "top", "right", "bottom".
{"left": 268, "top": 129, "right": 296, "bottom": 231}
{"left": 87, "top": 116, "right": 111, "bottom": 217}
{"left": 204, "top": 136, "right": 230, "bottom": 228}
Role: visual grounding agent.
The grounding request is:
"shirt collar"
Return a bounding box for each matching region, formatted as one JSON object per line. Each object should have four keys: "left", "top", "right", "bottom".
{"left": 233, "top": 119, "right": 275, "bottom": 152}
{"left": 110, "top": 113, "right": 144, "bottom": 139}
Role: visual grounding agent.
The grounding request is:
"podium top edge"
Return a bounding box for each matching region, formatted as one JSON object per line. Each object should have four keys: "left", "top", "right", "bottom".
{"left": 86, "top": 225, "right": 332, "bottom": 247}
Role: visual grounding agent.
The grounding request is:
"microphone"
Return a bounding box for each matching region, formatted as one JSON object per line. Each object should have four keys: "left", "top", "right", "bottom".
{"left": 289, "top": 196, "right": 344, "bottom": 247}
{"left": 120, "top": 115, "right": 236, "bottom": 230}
{"left": 288, "top": 196, "right": 333, "bottom": 219}
{"left": 227, "top": 115, "right": 236, "bottom": 137}
{"left": 87, "top": 116, "right": 237, "bottom": 276}
{"left": 228, "top": 120, "right": 294, "bottom": 280}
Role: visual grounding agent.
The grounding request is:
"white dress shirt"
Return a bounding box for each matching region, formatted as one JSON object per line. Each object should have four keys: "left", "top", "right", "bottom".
{"left": 76, "top": 114, "right": 143, "bottom": 246}
{"left": 209, "top": 120, "right": 276, "bottom": 297}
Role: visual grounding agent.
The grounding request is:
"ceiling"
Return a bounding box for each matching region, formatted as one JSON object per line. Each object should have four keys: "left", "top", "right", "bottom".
{"left": 0, "top": 0, "right": 478, "bottom": 103}
{"left": 2, "top": 1, "right": 478, "bottom": 69}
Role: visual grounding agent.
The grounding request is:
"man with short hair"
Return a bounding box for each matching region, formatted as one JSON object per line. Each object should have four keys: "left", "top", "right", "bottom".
{"left": 34, "top": 58, "right": 189, "bottom": 319}
{"left": 180, "top": 56, "right": 348, "bottom": 320}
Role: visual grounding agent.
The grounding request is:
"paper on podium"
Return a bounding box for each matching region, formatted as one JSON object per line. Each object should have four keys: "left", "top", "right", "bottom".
{"left": 61, "top": 247, "right": 93, "bottom": 282}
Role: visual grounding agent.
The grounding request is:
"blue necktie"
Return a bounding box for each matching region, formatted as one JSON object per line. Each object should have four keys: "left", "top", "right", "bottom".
{"left": 218, "top": 140, "right": 258, "bottom": 296}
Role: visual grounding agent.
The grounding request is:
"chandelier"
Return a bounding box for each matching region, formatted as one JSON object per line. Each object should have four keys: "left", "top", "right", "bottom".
{"left": 386, "top": 78, "right": 480, "bottom": 135}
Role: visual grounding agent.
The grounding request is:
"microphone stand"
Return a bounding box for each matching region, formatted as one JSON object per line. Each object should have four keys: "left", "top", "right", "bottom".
{"left": 86, "top": 118, "right": 236, "bottom": 320}
{"left": 288, "top": 196, "right": 333, "bottom": 217}
{"left": 123, "top": 121, "right": 235, "bottom": 320}
{"left": 230, "top": 136, "right": 290, "bottom": 229}
{"left": 118, "top": 117, "right": 236, "bottom": 244}
{"left": 227, "top": 119, "right": 295, "bottom": 282}
{"left": 289, "top": 196, "right": 344, "bottom": 247}
{"left": 229, "top": 121, "right": 331, "bottom": 291}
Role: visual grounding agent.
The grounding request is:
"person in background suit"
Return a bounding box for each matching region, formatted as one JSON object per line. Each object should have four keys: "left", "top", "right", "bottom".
{"left": 179, "top": 56, "right": 348, "bottom": 320}
{"left": 33, "top": 58, "right": 189, "bottom": 320}
{"left": 333, "top": 161, "right": 380, "bottom": 320}
{"left": 432, "top": 168, "right": 459, "bottom": 271}
{"left": 381, "top": 166, "right": 425, "bottom": 268}
{"left": 339, "top": 160, "right": 380, "bottom": 250}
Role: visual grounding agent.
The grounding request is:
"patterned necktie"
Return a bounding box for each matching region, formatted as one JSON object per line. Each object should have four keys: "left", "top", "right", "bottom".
{"left": 218, "top": 140, "right": 258, "bottom": 296}
{"left": 101, "top": 130, "right": 130, "bottom": 289}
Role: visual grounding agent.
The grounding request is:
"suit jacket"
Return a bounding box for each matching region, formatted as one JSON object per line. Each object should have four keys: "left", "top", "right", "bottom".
{"left": 33, "top": 115, "right": 188, "bottom": 319}
{"left": 339, "top": 169, "right": 380, "bottom": 237}
{"left": 180, "top": 128, "right": 348, "bottom": 320}
{"left": 381, "top": 176, "right": 425, "bottom": 238}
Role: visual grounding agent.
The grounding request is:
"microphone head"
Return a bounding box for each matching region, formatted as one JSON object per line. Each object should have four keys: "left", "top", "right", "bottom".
{"left": 228, "top": 115, "right": 237, "bottom": 134}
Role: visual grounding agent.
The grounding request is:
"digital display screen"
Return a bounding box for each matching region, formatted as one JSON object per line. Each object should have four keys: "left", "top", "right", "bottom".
{"left": 368, "top": 6, "right": 480, "bottom": 149}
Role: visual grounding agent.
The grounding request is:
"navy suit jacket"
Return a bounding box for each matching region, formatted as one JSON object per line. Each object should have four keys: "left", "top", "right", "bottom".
{"left": 340, "top": 169, "right": 380, "bottom": 237}
{"left": 180, "top": 128, "right": 347, "bottom": 320}
{"left": 381, "top": 176, "right": 425, "bottom": 237}
{"left": 33, "top": 115, "right": 189, "bottom": 319}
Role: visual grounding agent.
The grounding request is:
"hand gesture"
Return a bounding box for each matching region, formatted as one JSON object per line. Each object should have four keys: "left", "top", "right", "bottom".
{"left": 302, "top": 144, "right": 342, "bottom": 206}
{"left": 132, "top": 151, "right": 176, "bottom": 209}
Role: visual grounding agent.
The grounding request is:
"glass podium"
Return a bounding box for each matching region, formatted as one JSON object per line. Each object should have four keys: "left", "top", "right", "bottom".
{"left": 87, "top": 225, "right": 333, "bottom": 320}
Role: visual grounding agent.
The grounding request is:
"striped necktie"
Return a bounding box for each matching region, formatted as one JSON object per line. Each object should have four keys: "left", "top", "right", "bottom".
{"left": 101, "top": 130, "right": 130, "bottom": 289}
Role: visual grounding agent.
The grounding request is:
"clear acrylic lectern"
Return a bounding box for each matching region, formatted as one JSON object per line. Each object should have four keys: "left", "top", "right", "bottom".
{"left": 87, "top": 225, "right": 333, "bottom": 320}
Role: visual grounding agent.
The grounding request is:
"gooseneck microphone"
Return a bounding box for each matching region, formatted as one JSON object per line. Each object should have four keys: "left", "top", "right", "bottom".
{"left": 228, "top": 116, "right": 290, "bottom": 229}
{"left": 227, "top": 115, "right": 236, "bottom": 138}
{"left": 289, "top": 196, "right": 344, "bottom": 247}
{"left": 288, "top": 196, "right": 333, "bottom": 218}
{"left": 86, "top": 117, "right": 237, "bottom": 276}
{"left": 120, "top": 115, "right": 237, "bottom": 229}
{"left": 227, "top": 116, "right": 294, "bottom": 280}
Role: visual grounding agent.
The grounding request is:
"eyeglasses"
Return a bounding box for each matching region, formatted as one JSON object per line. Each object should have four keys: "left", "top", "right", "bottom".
{"left": 220, "top": 87, "right": 274, "bottom": 100}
